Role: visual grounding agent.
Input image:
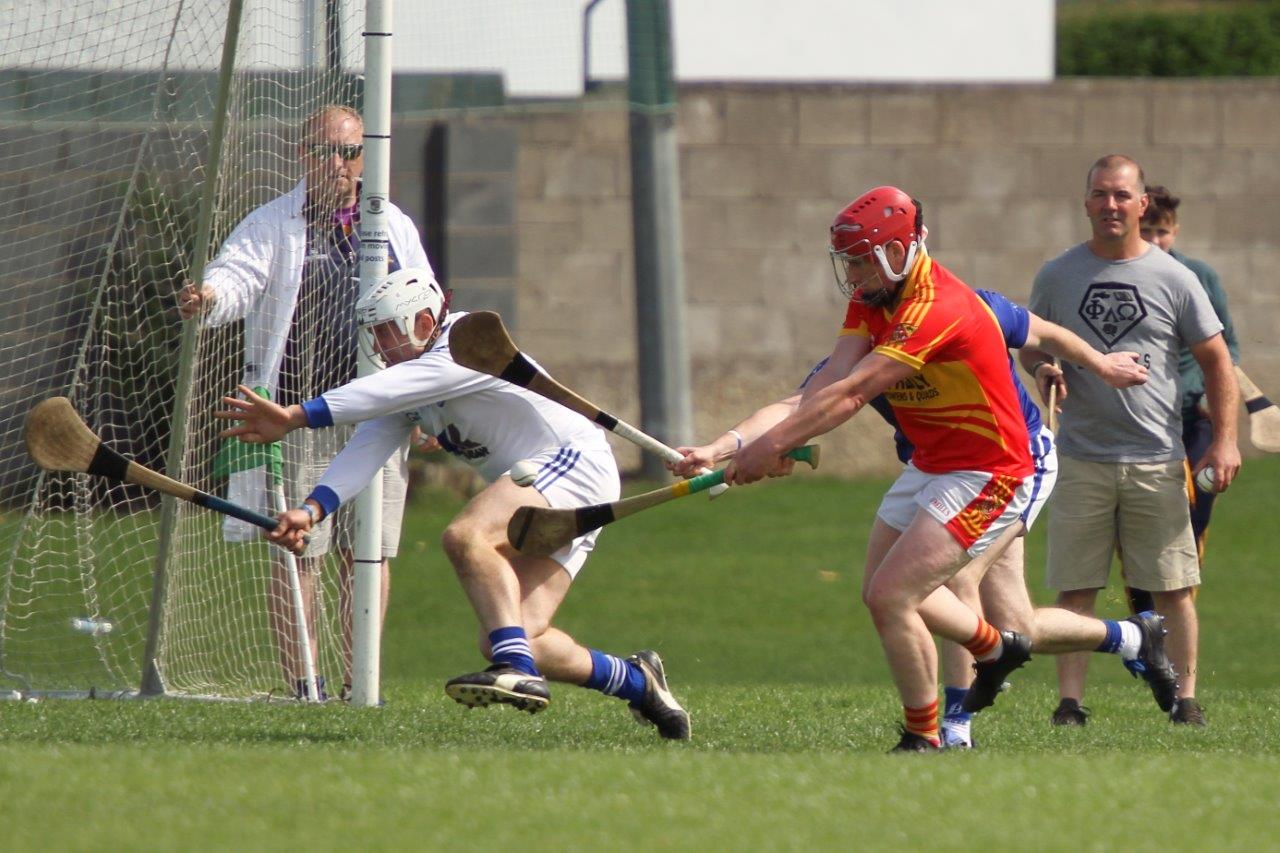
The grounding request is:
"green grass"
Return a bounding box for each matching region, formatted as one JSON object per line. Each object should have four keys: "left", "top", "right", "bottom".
{"left": 4, "top": 456, "right": 1280, "bottom": 849}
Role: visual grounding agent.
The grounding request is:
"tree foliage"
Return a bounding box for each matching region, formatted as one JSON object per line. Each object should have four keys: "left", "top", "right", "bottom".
{"left": 1058, "top": 2, "right": 1280, "bottom": 76}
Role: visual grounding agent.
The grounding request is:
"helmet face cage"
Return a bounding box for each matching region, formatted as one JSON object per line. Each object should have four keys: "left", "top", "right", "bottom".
{"left": 354, "top": 267, "right": 447, "bottom": 365}
{"left": 828, "top": 229, "right": 880, "bottom": 300}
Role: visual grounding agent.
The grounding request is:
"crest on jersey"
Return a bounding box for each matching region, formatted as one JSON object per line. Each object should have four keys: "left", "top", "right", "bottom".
{"left": 1078, "top": 282, "right": 1147, "bottom": 347}
{"left": 888, "top": 322, "right": 917, "bottom": 345}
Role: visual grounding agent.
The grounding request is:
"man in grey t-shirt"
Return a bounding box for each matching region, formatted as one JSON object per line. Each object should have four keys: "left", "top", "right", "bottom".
{"left": 1020, "top": 154, "right": 1240, "bottom": 728}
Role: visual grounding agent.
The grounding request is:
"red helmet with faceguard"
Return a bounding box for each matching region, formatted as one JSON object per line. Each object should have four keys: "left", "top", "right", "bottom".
{"left": 828, "top": 186, "right": 924, "bottom": 303}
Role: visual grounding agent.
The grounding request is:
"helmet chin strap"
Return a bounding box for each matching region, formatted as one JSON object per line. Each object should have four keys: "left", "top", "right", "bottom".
{"left": 873, "top": 239, "right": 919, "bottom": 284}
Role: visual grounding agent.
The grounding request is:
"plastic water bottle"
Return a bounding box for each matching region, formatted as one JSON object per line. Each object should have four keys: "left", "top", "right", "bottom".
{"left": 69, "top": 617, "right": 113, "bottom": 635}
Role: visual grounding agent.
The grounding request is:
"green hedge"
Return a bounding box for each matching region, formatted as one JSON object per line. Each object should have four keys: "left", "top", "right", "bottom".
{"left": 1058, "top": 3, "right": 1280, "bottom": 76}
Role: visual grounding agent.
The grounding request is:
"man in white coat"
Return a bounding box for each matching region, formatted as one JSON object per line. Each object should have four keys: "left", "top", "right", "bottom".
{"left": 179, "top": 105, "right": 431, "bottom": 699}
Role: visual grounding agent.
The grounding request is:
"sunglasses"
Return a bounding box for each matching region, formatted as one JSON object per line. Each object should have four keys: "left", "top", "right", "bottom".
{"left": 305, "top": 143, "right": 363, "bottom": 161}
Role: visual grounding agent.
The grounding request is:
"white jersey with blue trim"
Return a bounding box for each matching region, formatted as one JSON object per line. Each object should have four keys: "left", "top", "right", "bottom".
{"left": 306, "top": 310, "right": 611, "bottom": 509}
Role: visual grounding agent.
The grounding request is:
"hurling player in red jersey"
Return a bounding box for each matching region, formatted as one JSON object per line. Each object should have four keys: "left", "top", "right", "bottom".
{"left": 727, "top": 187, "right": 1147, "bottom": 751}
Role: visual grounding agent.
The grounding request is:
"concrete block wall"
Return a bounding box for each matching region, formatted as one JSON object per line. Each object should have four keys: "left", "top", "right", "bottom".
{"left": 5, "top": 78, "right": 1275, "bottom": 484}
{"left": 440, "top": 78, "right": 1280, "bottom": 476}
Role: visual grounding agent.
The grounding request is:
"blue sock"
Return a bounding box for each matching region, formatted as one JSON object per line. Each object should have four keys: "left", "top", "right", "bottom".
{"left": 489, "top": 626, "right": 539, "bottom": 675}
{"left": 943, "top": 686, "right": 971, "bottom": 723}
{"left": 585, "top": 649, "right": 646, "bottom": 704}
{"left": 1096, "top": 620, "right": 1123, "bottom": 654}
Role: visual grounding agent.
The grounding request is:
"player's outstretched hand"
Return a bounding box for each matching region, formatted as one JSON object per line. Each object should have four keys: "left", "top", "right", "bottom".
{"left": 1097, "top": 351, "right": 1149, "bottom": 388}
{"left": 214, "top": 385, "right": 303, "bottom": 443}
{"left": 724, "top": 437, "right": 795, "bottom": 486}
{"left": 270, "top": 508, "right": 312, "bottom": 556}
{"left": 669, "top": 445, "right": 717, "bottom": 478}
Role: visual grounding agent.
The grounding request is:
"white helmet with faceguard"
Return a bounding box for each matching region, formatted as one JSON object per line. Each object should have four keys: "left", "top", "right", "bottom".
{"left": 828, "top": 186, "right": 925, "bottom": 307}
{"left": 355, "top": 267, "right": 450, "bottom": 363}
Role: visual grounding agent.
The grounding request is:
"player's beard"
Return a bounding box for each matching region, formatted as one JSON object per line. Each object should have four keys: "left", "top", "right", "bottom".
{"left": 856, "top": 282, "right": 901, "bottom": 308}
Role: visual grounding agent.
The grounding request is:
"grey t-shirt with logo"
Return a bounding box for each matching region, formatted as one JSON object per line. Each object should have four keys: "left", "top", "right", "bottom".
{"left": 1029, "top": 243, "right": 1222, "bottom": 463}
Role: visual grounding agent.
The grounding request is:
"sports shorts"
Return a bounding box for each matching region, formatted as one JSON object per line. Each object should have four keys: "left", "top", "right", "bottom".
{"left": 512, "top": 444, "right": 620, "bottom": 579}
{"left": 1022, "top": 425, "right": 1058, "bottom": 532}
{"left": 877, "top": 462, "right": 1034, "bottom": 558}
{"left": 1045, "top": 457, "right": 1199, "bottom": 592}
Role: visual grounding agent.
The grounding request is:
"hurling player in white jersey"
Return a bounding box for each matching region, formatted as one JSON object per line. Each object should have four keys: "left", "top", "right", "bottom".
{"left": 216, "top": 268, "right": 690, "bottom": 738}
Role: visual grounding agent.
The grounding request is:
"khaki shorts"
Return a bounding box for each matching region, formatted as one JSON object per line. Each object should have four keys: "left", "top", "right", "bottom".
{"left": 283, "top": 428, "right": 408, "bottom": 559}
{"left": 1046, "top": 456, "right": 1199, "bottom": 592}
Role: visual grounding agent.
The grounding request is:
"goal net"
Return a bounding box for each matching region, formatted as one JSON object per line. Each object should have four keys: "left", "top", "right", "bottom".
{"left": 0, "top": 0, "right": 368, "bottom": 700}
{"left": 0, "top": 0, "right": 631, "bottom": 701}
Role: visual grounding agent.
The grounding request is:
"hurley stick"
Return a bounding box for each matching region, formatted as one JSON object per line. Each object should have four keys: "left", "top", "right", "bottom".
{"left": 450, "top": 311, "right": 727, "bottom": 494}
{"left": 507, "top": 445, "right": 820, "bottom": 556}
{"left": 1235, "top": 365, "right": 1280, "bottom": 453}
{"left": 26, "top": 397, "right": 292, "bottom": 539}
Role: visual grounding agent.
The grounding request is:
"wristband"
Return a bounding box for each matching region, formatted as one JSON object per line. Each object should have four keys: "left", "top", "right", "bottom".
{"left": 299, "top": 503, "right": 319, "bottom": 524}
{"left": 1033, "top": 361, "right": 1056, "bottom": 377}
{"left": 727, "top": 429, "right": 745, "bottom": 452}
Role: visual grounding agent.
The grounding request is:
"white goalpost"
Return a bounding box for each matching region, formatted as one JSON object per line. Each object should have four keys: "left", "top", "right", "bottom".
{"left": 349, "top": 0, "right": 391, "bottom": 708}
{"left": 0, "top": 0, "right": 375, "bottom": 701}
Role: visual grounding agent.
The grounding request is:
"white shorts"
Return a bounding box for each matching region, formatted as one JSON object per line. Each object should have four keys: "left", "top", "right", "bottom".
{"left": 877, "top": 462, "right": 1035, "bottom": 557}
{"left": 513, "top": 444, "right": 620, "bottom": 579}
{"left": 1022, "top": 425, "right": 1058, "bottom": 532}
{"left": 284, "top": 428, "right": 408, "bottom": 559}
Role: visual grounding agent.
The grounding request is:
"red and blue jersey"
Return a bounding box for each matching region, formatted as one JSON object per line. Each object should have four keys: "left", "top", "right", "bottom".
{"left": 840, "top": 255, "right": 1033, "bottom": 478}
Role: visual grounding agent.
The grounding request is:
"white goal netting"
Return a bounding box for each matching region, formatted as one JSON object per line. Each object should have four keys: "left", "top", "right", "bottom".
{"left": 0, "top": 0, "right": 368, "bottom": 699}
{"left": 0, "top": 0, "right": 629, "bottom": 701}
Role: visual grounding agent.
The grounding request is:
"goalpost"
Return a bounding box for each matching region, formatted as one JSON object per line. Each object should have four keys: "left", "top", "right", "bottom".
{"left": 0, "top": 0, "right": 634, "bottom": 703}
{"left": 0, "top": 0, "right": 373, "bottom": 701}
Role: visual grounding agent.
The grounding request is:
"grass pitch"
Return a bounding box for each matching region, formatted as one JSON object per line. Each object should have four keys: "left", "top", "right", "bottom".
{"left": 3, "top": 456, "right": 1279, "bottom": 850}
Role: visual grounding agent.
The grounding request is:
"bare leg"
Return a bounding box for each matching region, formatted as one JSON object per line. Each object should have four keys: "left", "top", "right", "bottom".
{"left": 1053, "top": 588, "right": 1101, "bottom": 701}
{"left": 514, "top": 556, "right": 590, "bottom": 683}
{"left": 976, "top": 539, "right": 1034, "bottom": 637}
{"left": 979, "top": 541, "right": 1109, "bottom": 653}
{"left": 1153, "top": 587, "right": 1198, "bottom": 698}
{"left": 941, "top": 559, "right": 984, "bottom": 691}
{"left": 442, "top": 477, "right": 550, "bottom": 634}
{"left": 864, "top": 512, "right": 973, "bottom": 708}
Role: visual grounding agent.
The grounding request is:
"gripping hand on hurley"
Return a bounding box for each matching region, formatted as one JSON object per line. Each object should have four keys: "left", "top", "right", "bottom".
{"left": 270, "top": 504, "right": 317, "bottom": 556}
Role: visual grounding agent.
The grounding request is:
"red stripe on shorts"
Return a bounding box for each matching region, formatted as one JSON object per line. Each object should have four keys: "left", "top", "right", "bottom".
{"left": 945, "top": 473, "right": 1023, "bottom": 549}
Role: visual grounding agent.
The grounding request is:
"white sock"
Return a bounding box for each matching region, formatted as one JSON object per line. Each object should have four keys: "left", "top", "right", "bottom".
{"left": 1118, "top": 621, "right": 1143, "bottom": 660}
{"left": 941, "top": 718, "right": 972, "bottom": 747}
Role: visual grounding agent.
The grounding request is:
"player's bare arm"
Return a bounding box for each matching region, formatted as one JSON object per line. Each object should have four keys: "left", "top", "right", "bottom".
{"left": 214, "top": 384, "right": 308, "bottom": 443}
{"left": 727, "top": 350, "right": 914, "bottom": 485}
{"left": 798, "top": 334, "right": 871, "bottom": 404}
{"left": 1191, "top": 332, "right": 1242, "bottom": 491}
{"left": 670, "top": 397, "right": 799, "bottom": 477}
{"left": 1024, "top": 313, "right": 1149, "bottom": 389}
{"left": 672, "top": 336, "right": 870, "bottom": 477}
